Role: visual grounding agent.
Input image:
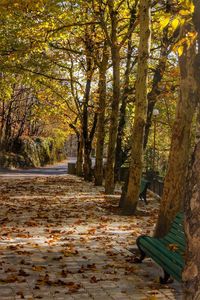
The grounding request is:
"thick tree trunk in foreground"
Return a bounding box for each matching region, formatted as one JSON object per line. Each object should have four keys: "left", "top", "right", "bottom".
{"left": 121, "top": 0, "right": 151, "bottom": 214}
{"left": 183, "top": 108, "right": 200, "bottom": 300}
{"left": 154, "top": 44, "right": 197, "bottom": 237}
{"left": 105, "top": 0, "right": 121, "bottom": 194}
{"left": 95, "top": 44, "right": 109, "bottom": 186}
{"left": 183, "top": 3, "right": 200, "bottom": 299}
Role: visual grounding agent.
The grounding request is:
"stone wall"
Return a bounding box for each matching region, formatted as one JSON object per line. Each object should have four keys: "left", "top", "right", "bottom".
{"left": 0, "top": 137, "right": 66, "bottom": 169}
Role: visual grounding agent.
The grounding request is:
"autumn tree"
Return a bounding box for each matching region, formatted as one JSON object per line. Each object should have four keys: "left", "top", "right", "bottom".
{"left": 120, "top": 0, "right": 151, "bottom": 214}
{"left": 155, "top": 2, "right": 198, "bottom": 237}
{"left": 94, "top": 0, "right": 138, "bottom": 193}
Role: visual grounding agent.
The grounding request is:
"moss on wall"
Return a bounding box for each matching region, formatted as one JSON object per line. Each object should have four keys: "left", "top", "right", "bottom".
{"left": 0, "top": 137, "right": 66, "bottom": 169}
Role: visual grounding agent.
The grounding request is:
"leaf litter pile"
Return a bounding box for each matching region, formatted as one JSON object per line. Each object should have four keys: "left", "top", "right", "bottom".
{"left": 0, "top": 174, "right": 183, "bottom": 299}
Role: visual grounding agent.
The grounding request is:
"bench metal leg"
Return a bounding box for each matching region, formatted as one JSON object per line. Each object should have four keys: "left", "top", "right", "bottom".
{"left": 143, "top": 194, "right": 148, "bottom": 205}
{"left": 134, "top": 238, "right": 146, "bottom": 263}
{"left": 160, "top": 270, "right": 172, "bottom": 284}
{"left": 139, "top": 194, "right": 148, "bottom": 205}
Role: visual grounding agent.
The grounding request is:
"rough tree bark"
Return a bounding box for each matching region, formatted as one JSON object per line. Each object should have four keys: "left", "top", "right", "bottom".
{"left": 105, "top": 0, "right": 121, "bottom": 194}
{"left": 69, "top": 123, "right": 83, "bottom": 176}
{"left": 121, "top": 0, "right": 151, "bottom": 214}
{"left": 94, "top": 43, "right": 109, "bottom": 186}
{"left": 183, "top": 107, "right": 200, "bottom": 300}
{"left": 154, "top": 43, "right": 197, "bottom": 237}
{"left": 183, "top": 2, "right": 200, "bottom": 299}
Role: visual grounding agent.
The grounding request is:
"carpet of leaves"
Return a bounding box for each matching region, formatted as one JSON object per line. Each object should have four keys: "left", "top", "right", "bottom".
{"left": 0, "top": 174, "right": 183, "bottom": 299}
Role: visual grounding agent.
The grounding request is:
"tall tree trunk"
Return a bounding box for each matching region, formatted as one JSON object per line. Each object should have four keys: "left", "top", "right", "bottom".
{"left": 83, "top": 112, "right": 97, "bottom": 181}
{"left": 95, "top": 43, "right": 109, "bottom": 186}
{"left": 76, "top": 134, "right": 83, "bottom": 176}
{"left": 114, "top": 6, "right": 137, "bottom": 182}
{"left": 114, "top": 34, "right": 132, "bottom": 182}
{"left": 143, "top": 26, "right": 180, "bottom": 148}
{"left": 105, "top": 0, "right": 121, "bottom": 194}
{"left": 183, "top": 3, "right": 200, "bottom": 299}
{"left": 69, "top": 123, "right": 83, "bottom": 176}
{"left": 144, "top": 42, "right": 170, "bottom": 148}
{"left": 83, "top": 140, "right": 92, "bottom": 180}
{"left": 121, "top": 0, "right": 151, "bottom": 214}
{"left": 154, "top": 43, "right": 197, "bottom": 238}
{"left": 82, "top": 31, "right": 94, "bottom": 181}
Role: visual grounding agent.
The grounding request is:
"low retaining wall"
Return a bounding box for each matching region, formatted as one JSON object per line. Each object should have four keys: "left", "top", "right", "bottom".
{"left": 0, "top": 137, "right": 66, "bottom": 169}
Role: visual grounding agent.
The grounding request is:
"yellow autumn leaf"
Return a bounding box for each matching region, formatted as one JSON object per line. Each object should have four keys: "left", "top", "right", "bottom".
{"left": 189, "top": 3, "right": 195, "bottom": 13}
{"left": 179, "top": 9, "right": 189, "bottom": 16}
{"left": 177, "top": 46, "right": 184, "bottom": 57}
{"left": 171, "top": 19, "right": 179, "bottom": 30}
{"left": 160, "top": 17, "right": 170, "bottom": 29}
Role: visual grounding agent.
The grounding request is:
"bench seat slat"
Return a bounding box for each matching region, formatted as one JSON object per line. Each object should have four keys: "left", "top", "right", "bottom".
{"left": 171, "top": 222, "right": 184, "bottom": 231}
{"left": 167, "top": 230, "right": 185, "bottom": 242}
{"left": 169, "top": 227, "right": 185, "bottom": 239}
{"left": 136, "top": 212, "right": 185, "bottom": 282}
{"left": 165, "top": 232, "right": 185, "bottom": 246}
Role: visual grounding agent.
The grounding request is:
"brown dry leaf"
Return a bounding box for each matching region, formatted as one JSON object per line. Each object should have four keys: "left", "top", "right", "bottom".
{"left": 90, "top": 276, "right": 98, "bottom": 283}
{"left": 18, "top": 269, "right": 29, "bottom": 277}
{"left": 87, "top": 228, "right": 96, "bottom": 234}
{"left": 60, "top": 270, "right": 70, "bottom": 277}
{"left": 7, "top": 245, "right": 20, "bottom": 250}
{"left": 0, "top": 275, "right": 18, "bottom": 283}
{"left": 66, "top": 282, "right": 81, "bottom": 293}
{"left": 24, "top": 220, "right": 38, "bottom": 227}
{"left": 87, "top": 263, "right": 96, "bottom": 270}
{"left": 168, "top": 244, "right": 179, "bottom": 251}
{"left": 32, "top": 265, "right": 46, "bottom": 271}
{"left": 61, "top": 247, "right": 78, "bottom": 257}
{"left": 106, "top": 250, "right": 117, "bottom": 256}
{"left": 16, "top": 233, "right": 31, "bottom": 238}
{"left": 16, "top": 291, "right": 25, "bottom": 298}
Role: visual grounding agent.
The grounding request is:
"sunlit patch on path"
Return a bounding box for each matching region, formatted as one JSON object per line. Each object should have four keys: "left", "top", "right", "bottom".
{"left": 0, "top": 172, "right": 183, "bottom": 299}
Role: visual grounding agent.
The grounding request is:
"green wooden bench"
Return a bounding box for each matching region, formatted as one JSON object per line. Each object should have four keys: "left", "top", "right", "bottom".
{"left": 134, "top": 212, "right": 185, "bottom": 283}
{"left": 139, "top": 179, "right": 150, "bottom": 205}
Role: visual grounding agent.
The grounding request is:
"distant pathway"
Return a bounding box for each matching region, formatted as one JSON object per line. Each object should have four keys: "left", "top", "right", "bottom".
{"left": 0, "top": 160, "right": 70, "bottom": 177}
{"left": 0, "top": 163, "right": 183, "bottom": 299}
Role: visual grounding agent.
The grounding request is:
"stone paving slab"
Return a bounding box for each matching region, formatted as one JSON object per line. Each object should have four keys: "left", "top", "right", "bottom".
{"left": 0, "top": 174, "right": 183, "bottom": 299}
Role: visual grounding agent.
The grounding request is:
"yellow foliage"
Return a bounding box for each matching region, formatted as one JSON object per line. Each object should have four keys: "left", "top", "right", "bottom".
{"left": 177, "top": 46, "right": 184, "bottom": 56}
{"left": 160, "top": 17, "right": 170, "bottom": 30}
{"left": 171, "top": 19, "right": 179, "bottom": 30}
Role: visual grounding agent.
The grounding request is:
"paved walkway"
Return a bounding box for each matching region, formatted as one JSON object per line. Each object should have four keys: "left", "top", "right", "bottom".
{"left": 0, "top": 163, "right": 183, "bottom": 299}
